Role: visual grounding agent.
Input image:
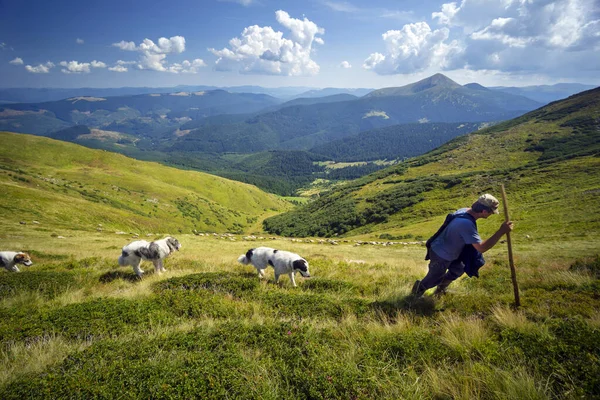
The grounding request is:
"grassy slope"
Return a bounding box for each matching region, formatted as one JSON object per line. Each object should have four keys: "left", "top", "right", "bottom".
{"left": 264, "top": 87, "right": 600, "bottom": 242}
{"left": 0, "top": 131, "right": 291, "bottom": 234}
{"left": 0, "top": 233, "right": 598, "bottom": 398}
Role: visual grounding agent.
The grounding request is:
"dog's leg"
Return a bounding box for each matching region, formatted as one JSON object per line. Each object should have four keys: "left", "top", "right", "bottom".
{"left": 289, "top": 272, "right": 297, "bottom": 287}
{"left": 274, "top": 273, "right": 281, "bottom": 285}
{"left": 258, "top": 268, "right": 265, "bottom": 279}
{"left": 9, "top": 265, "right": 20, "bottom": 272}
{"left": 153, "top": 259, "right": 163, "bottom": 275}
{"left": 132, "top": 259, "right": 144, "bottom": 278}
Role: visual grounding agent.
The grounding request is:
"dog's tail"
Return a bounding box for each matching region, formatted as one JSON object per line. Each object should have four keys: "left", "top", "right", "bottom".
{"left": 237, "top": 254, "right": 249, "bottom": 265}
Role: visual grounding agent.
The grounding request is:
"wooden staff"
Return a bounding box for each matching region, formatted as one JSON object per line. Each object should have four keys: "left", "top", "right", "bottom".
{"left": 501, "top": 184, "right": 520, "bottom": 308}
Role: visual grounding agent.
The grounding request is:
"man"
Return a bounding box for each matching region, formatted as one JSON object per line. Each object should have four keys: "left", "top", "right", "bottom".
{"left": 411, "top": 194, "right": 513, "bottom": 297}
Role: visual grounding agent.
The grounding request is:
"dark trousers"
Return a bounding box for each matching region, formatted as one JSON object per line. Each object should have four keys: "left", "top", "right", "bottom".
{"left": 421, "top": 250, "right": 465, "bottom": 290}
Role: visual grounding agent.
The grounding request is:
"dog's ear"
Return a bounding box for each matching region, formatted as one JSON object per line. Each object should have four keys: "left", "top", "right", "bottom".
{"left": 245, "top": 249, "right": 254, "bottom": 260}
{"left": 292, "top": 259, "right": 308, "bottom": 272}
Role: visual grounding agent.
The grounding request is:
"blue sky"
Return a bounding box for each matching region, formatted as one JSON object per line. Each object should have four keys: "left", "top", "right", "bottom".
{"left": 1, "top": 0, "right": 599, "bottom": 89}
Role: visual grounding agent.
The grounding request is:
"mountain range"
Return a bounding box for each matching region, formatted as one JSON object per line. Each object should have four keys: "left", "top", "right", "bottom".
{"left": 264, "top": 86, "right": 600, "bottom": 239}
{"left": 1, "top": 85, "right": 598, "bottom": 240}
{"left": 1, "top": 73, "right": 596, "bottom": 197}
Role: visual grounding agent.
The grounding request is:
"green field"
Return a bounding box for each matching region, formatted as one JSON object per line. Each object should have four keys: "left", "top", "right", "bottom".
{"left": 0, "top": 228, "right": 598, "bottom": 398}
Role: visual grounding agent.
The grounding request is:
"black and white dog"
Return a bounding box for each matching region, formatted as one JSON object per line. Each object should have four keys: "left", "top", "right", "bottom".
{"left": 237, "top": 246, "right": 310, "bottom": 287}
{"left": 118, "top": 237, "right": 181, "bottom": 278}
{"left": 0, "top": 251, "right": 33, "bottom": 272}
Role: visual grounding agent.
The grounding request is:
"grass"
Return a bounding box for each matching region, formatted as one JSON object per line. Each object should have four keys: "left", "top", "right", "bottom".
{"left": 0, "top": 131, "right": 291, "bottom": 234}
{"left": 0, "top": 231, "right": 598, "bottom": 398}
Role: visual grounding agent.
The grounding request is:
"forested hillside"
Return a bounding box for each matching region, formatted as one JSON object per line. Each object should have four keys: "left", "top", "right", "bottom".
{"left": 264, "top": 87, "right": 600, "bottom": 239}
{"left": 310, "top": 122, "right": 481, "bottom": 161}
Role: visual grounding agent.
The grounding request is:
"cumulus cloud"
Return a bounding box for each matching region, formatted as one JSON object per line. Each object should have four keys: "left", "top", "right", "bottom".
{"left": 59, "top": 60, "right": 107, "bottom": 74}
{"left": 111, "top": 36, "right": 205, "bottom": 73}
{"left": 340, "top": 61, "right": 352, "bottom": 68}
{"left": 112, "top": 40, "right": 137, "bottom": 51}
{"left": 25, "top": 62, "right": 54, "bottom": 74}
{"left": 364, "top": 0, "right": 599, "bottom": 79}
{"left": 430, "top": 0, "right": 600, "bottom": 75}
{"left": 167, "top": 59, "right": 207, "bottom": 73}
{"left": 209, "top": 10, "right": 324, "bottom": 76}
{"left": 109, "top": 65, "right": 128, "bottom": 72}
{"left": 9, "top": 57, "right": 23, "bottom": 65}
{"left": 363, "top": 22, "right": 463, "bottom": 74}
{"left": 76, "top": 38, "right": 84, "bottom": 44}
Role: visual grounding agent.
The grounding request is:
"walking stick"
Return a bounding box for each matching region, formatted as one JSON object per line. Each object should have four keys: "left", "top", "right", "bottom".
{"left": 500, "top": 184, "right": 520, "bottom": 308}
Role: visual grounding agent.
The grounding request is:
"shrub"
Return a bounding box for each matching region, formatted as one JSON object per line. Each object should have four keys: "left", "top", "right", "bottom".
{"left": 569, "top": 255, "right": 600, "bottom": 278}
{"left": 0, "top": 271, "right": 76, "bottom": 299}
{"left": 154, "top": 272, "right": 259, "bottom": 298}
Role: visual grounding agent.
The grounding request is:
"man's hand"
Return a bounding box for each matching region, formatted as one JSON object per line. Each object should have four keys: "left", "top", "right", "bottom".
{"left": 500, "top": 221, "right": 514, "bottom": 235}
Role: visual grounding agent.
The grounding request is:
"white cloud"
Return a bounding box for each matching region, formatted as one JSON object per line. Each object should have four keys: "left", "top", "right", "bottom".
{"left": 340, "top": 61, "right": 352, "bottom": 68}
{"left": 59, "top": 60, "right": 107, "bottom": 74}
{"left": 209, "top": 10, "right": 324, "bottom": 76}
{"left": 90, "top": 60, "right": 106, "bottom": 68}
{"left": 25, "top": 62, "right": 54, "bottom": 74}
{"left": 112, "top": 40, "right": 137, "bottom": 51}
{"left": 9, "top": 57, "right": 23, "bottom": 65}
{"left": 109, "top": 65, "right": 128, "bottom": 72}
{"left": 0, "top": 42, "right": 6, "bottom": 49}
{"left": 428, "top": 0, "right": 600, "bottom": 77}
{"left": 363, "top": 22, "right": 463, "bottom": 74}
{"left": 76, "top": 38, "right": 84, "bottom": 44}
{"left": 111, "top": 36, "right": 203, "bottom": 73}
{"left": 167, "top": 59, "right": 207, "bottom": 73}
{"left": 109, "top": 60, "right": 137, "bottom": 72}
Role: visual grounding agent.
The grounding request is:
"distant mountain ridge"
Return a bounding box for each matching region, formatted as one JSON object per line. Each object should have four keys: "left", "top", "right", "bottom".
{"left": 166, "top": 74, "right": 542, "bottom": 153}
{"left": 0, "top": 90, "right": 282, "bottom": 136}
{"left": 263, "top": 86, "right": 600, "bottom": 238}
{"left": 490, "top": 83, "right": 597, "bottom": 104}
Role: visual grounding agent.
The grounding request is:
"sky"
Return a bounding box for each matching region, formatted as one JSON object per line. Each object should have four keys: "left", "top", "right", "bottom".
{"left": 0, "top": 0, "right": 599, "bottom": 89}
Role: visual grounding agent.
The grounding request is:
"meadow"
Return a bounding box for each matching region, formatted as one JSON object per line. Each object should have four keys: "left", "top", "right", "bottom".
{"left": 1, "top": 226, "right": 598, "bottom": 399}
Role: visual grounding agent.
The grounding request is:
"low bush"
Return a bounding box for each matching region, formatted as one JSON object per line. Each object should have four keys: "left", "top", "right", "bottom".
{"left": 0, "top": 271, "right": 76, "bottom": 299}
{"left": 569, "top": 254, "right": 600, "bottom": 278}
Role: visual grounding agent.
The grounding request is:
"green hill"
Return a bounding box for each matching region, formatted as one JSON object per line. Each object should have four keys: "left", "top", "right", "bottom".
{"left": 264, "top": 87, "right": 600, "bottom": 240}
{"left": 0, "top": 132, "right": 290, "bottom": 233}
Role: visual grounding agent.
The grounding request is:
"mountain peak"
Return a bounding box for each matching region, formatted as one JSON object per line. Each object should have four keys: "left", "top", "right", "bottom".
{"left": 464, "top": 83, "right": 490, "bottom": 91}
{"left": 364, "top": 73, "right": 461, "bottom": 97}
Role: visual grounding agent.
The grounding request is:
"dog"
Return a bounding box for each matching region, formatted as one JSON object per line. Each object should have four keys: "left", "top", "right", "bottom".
{"left": 118, "top": 237, "right": 181, "bottom": 278}
{"left": 0, "top": 251, "right": 33, "bottom": 272}
{"left": 237, "top": 246, "right": 310, "bottom": 287}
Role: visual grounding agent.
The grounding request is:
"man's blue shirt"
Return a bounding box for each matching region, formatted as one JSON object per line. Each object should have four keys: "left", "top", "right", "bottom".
{"left": 430, "top": 208, "right": 482, "bottom": 261}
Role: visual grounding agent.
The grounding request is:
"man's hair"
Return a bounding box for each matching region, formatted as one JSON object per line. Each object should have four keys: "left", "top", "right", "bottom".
{"left": 472, "top": 201, "right": 493, "bottom": 213}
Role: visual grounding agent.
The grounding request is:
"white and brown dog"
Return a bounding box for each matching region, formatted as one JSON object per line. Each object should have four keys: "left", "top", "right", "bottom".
{"left": 0, "top": 251, "right": 33, "bottom": 272}
{"left": 118, "top": 237, "right": 181, "bottom": 278}
{"left": 237, "top": 246, "right": 310, "bottom": 287}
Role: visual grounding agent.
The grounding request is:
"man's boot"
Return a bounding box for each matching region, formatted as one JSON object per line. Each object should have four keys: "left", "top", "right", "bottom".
{"left": 411, "top": 280, "right": 425, "bottom": 297}
{"left": 433, "top": 279, "right": 453, "bottom": 297}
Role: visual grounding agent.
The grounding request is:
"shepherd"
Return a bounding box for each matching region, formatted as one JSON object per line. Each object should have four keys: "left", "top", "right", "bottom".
{"left": 411, "top": 194, "right": 513, "bottom": 297}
